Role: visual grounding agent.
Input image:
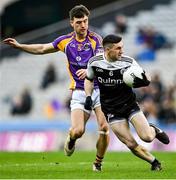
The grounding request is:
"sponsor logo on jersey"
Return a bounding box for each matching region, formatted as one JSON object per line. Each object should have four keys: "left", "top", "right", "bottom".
{"left": 77, "top": 44, "right": 83, "bottom": 51}
{"left": 107, "top": 113, "right": 115, "bottom": 121}
{"left": 83, "top": 43, "right": 91, "bottom": 51}
{"left": 97, "top": 77, "right": 123, "bottom": 85}
{"left": 76, "top": 56, "right": 82, "bottom": 61}
{"left": 70, "top": 43, "right": 76, "bottom": 48}
{"left": 96, "top": 68, "right": 103, "bottom": 72}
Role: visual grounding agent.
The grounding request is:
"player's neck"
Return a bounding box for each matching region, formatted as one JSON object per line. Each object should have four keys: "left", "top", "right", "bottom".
{"left": 104, "top": 53, "right": 114, "bottom": 63}
{"left": 75, "top": 33, "right": 87, "bottom": 42}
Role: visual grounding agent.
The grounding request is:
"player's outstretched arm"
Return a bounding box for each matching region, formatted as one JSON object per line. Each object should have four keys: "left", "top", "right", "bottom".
{"left": 3, "top": 38, "right": 57, "bottom": 55}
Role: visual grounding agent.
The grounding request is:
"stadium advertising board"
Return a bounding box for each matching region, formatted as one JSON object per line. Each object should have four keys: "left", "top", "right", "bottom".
{"left": 0, "top": 131, "right": 59, "bottom": 152}
{"left": 0, "top": 130, "right": 175, "bottom": 152}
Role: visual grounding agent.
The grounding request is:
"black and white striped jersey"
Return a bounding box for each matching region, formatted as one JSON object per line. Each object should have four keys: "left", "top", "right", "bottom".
{"left": 87, "top": 54, "right": 141, "bottom": 114}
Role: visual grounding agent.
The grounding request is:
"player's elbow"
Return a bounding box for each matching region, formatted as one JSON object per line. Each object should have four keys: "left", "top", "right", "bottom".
{"left": 39, "top": 45, "right": 48, "bottom": 54}
{"left": 30, "top": 45, "right": 46, "bottom": 55}
{"left": 37, "top": 44, "right": 53, "bottom": 54}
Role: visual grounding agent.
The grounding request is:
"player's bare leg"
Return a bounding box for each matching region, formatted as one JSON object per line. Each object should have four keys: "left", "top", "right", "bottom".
{"left": 64, "top": 109, "right": 89, "bottom": 156}
{"left": 93, "top": 107, "right": 109, "bottom": 172}
{"left": 110, "top": 120, "right": 161, "bottom": 171}
{"left": 131, "top": 112, "right": 170, "bottom": 144}
{"left": 131, "top": 145, "right": 161, "bottom": 170}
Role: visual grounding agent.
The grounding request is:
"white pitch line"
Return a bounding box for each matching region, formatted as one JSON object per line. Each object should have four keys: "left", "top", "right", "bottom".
{"left": 0, "top": 162, "right": 91, "bottom": 167}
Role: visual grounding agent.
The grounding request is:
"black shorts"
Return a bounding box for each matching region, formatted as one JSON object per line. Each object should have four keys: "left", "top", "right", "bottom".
{"left": 104, "top": 102, "right": 141, "bottom": 124}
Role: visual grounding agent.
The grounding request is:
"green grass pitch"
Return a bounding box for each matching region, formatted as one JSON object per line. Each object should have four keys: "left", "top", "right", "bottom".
{"left": 0, "top": 151, "right": 175, "bottom": 179}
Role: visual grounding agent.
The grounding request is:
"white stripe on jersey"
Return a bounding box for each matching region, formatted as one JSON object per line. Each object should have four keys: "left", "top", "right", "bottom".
{"left": 87, "top": 54, "right": 141, "bottom": 79}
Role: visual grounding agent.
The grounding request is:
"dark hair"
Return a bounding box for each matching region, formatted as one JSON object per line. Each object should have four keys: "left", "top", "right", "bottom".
{"left": 69, "top": 5, "right": 90, "bottom": 20}
{"left": 102, "top": 34, "right": 122, "bottom": 47}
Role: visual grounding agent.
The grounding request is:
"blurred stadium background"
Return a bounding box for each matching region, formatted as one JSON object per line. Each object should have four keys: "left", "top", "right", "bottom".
{"left": 0, "top": 0, "right": 176, "bottom": 152}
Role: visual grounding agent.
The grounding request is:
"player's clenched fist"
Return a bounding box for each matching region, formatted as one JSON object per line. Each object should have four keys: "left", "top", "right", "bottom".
{"left": 84, "top": 96, "right": 93, "bottom": 110}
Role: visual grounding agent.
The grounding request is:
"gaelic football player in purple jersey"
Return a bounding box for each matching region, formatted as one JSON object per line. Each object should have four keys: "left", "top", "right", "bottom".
{"left": 3, "top": 5, "right": 109, "bottom": 171}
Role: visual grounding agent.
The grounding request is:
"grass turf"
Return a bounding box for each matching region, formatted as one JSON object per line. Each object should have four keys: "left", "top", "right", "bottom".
{"left": 0, "top": 151, "right": 175, "bottom": 179}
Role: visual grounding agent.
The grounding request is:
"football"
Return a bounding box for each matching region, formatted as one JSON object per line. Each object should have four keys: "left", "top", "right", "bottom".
{"left": 123, "top": 65, "right": 144, "bottom": 87}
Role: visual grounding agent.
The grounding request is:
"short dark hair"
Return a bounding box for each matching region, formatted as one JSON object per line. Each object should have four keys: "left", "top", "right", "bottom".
{"left": 69, "top": 5, "right": 90, "bottom": 20}
{"left": 102, "top": 34, "right": 122, "bottom": 47}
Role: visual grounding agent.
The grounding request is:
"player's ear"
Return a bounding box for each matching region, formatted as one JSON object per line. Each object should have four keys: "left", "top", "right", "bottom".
{"left": 105, "top": 47, "right": 110, "bottom": 52}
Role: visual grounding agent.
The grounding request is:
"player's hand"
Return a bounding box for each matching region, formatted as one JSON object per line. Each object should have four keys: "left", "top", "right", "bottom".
{"left": 84, "top": 96, "right": 93, "bottom": 110}
{"left": 76, "top": 69, "right": 87, "bottom": 80}
{"left": 133, "top": 72, "right": 150, "bottom": 88}
{"left": 3, "top": 38, "right": 21, "bottom": 48}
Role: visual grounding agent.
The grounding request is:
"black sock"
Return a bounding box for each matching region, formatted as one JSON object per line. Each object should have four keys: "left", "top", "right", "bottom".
{"left": 151, "top": 158, "right": 159, "bottom": 165}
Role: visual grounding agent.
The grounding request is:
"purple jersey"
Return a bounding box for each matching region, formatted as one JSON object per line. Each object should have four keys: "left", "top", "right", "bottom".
{"left": 52, "top": 30, "right": 102, "bottom": 90}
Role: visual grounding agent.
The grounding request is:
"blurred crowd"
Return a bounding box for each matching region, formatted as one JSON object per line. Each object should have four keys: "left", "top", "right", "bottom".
{"left": 135, "top": 26, "right": 173, "bottom": 61}
{"left": 136, "top": 73, "right": 176, "bottom": 125}
{"left": 8, "top": 62, "right": 62, "bottom": 118}
{"left": 101, "top": 14, "right": 173, "bottom": 62}
{"left": 10, "top": 88, "right": 33, "bottom": 116}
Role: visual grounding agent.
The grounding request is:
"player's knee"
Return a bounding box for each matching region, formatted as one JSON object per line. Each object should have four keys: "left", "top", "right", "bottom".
{"left": 99, "top": 122, "right": 109, "bottom": 132}
{"left": 98, "top": 122, "right": 109, "bottom": 136}
{"left": 72, "top": 128, "right": 85, "bottom": 138}
{"left": 140, "top": 133, "right": 154, "bottom": 142}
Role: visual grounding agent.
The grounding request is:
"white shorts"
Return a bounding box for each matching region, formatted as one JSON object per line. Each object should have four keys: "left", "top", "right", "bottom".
{"left": 70, "top": 88, "right": 100, "bottom": 114}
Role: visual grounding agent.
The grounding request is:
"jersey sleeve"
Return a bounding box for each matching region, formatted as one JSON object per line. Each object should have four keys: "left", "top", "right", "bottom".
{"left": 52, "top": 37, "right": 60, "bottom": 50}
{"left": 86, "top": 58, "right": 95, "bottom": 81}
{"left": 95, "top": 34, "right": 104, "bottom": 55}
{"left": 132, "top": 58, "right": 145, "bottom": 73}
{"left": 52, "top": 35, "right": 70, "bottom": 52}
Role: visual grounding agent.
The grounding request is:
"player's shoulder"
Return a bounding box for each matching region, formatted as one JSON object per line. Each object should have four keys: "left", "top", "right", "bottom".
{"left": 88, "top": 54, "right": 104, "bottom": 65}
{"left": 54, "top": 32, "right": 74, "bottom": 42}
{"left": 88, "top": 30, "right": 102, "bottom": 42}
{"left": 121, "top": 55, "right": 135, "bottom": 64}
